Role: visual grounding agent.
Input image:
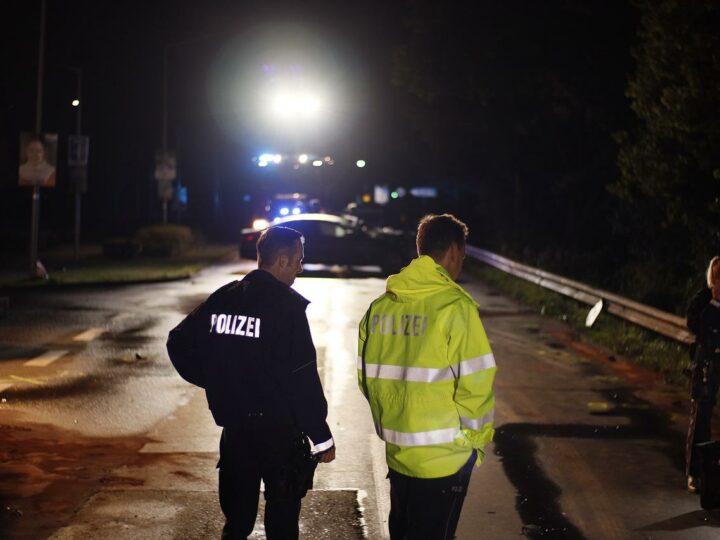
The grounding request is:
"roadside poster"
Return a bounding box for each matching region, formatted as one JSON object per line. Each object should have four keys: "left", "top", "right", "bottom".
{"left": 18, "top": 132, "right": 58, "bottom": 187}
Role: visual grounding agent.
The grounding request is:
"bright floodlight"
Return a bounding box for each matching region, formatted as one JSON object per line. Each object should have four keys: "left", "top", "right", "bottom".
{"left": 356, "top": 160, "right": 366, "bottom": 168}
{"left": 271, "top": 92, "right": 322, "bottom": 118}
{"left": 71, "top": 99, "right": 80, "bottom": 107}
{"left": 279, "top": 207, "right": 290, "bottom": 216}
{"left": 298, "top": 154, "right": 308, "bottom": 164}
{"left": 312, "top": 160, "right": 323, "bottom": 167}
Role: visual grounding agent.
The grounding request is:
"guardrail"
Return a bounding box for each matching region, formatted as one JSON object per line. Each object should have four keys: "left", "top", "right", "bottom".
{"left": 466, "top": 245, "right": 693, "bottom": 345}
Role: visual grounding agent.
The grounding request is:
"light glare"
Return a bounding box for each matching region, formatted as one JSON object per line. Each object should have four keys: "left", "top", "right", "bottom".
{"left": 71, "top": 99, "right": 80, "bottom": 107}
{"left": 298, "top": 154, "right": 308, "bottom": 164}
{"left": 252, "top": 218, "right": 270, "bottom": 230}
{"left": 272, "top": 93, "right": 322, "bottom": 118}
{"left": 356, "top": 160, "right": 366, "bottom": 168}
{"left": 312, "top": 160, "right": 323, "bottom": 167}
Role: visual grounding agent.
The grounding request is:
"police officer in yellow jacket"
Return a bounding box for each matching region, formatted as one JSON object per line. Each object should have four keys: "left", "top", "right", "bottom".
{"left": 358, "top": 214, "right": 496, "bottom": 540}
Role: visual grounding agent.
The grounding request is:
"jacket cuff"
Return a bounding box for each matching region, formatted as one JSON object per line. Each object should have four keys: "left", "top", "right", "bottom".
{"left": 311, "top": 437, "right": 334, "bottom": 453}
{"left": 307, "top": 423, "right": 333, "bottom": 450}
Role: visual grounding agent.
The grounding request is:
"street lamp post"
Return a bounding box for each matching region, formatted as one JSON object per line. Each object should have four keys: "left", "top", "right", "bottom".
{"left": 29, "top": 0, "right": 47, "bottom": 277}
{"left": 66, "top": 66, "right": 83, "bottom": 259}
{"left": 160, "top": 35, "right": 214, "bottom": 225}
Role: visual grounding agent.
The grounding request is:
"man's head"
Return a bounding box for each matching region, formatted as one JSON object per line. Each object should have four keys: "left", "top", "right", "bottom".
{"left": 25, "top": 138, "right": 45, "bottom": 165}
{"left": 256, "top": 226, "right": 304, "bottom": 286}
{"left": 416, "top": 214, "right": 469, "bottom": 280}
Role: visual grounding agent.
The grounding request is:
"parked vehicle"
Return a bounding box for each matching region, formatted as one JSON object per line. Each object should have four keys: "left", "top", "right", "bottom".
{"left": 239, "top": 213, "right": 414, "bottom": 274}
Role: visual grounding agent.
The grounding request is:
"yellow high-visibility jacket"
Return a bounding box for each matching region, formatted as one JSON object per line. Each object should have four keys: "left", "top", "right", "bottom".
{"left": 358, "top": 255, "right": 496, "bottom": 478}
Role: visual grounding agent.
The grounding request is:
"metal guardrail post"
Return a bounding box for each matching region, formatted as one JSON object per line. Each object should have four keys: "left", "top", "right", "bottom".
{"left": 466, "top": 245, "right": 693, "bottom": 344}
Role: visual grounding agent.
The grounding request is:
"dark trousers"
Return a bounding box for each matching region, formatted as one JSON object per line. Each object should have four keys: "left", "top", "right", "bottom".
{"left": 687, "top": 396, "right": 719, "bottom": 477}
{"left": 388, "top": 454, "right": 474, "bottom": 540}
{"left": 218, "top": 427, "right": 305, "bottom": 540}
{"left": 686, "top": 355, "right": 720, "bottom": 477}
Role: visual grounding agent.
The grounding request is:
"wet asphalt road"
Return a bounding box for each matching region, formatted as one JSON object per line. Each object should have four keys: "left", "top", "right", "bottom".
{"left": 1, "top": 259, "right": 720, "bottom": 539}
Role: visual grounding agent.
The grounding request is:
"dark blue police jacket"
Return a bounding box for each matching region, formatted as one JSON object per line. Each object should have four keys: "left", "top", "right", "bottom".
{"left": 166, "top": 269, "right": 333, "bottom": 447}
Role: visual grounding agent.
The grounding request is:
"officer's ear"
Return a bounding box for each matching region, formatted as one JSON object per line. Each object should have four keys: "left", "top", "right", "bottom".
{"left": 277, "top": 252, "right": 290, "bottom": 269}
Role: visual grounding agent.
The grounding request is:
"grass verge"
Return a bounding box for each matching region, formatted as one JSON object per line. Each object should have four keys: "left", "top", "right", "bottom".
{"left": 466, "top": 259, "right": 691, "bottom": 387}
{"left": 0, "top": 244, "right": 236, "bottom": 287}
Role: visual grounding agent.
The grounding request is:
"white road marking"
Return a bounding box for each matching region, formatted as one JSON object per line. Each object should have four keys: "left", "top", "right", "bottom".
{"left": 0, "top": 383, "right": 12, "bottom": 393}
{"left": 73, "top": 328, "right": 105, "bottom": 341}
{"left": 24, "top": 349, "right": 69, "bottom": 367}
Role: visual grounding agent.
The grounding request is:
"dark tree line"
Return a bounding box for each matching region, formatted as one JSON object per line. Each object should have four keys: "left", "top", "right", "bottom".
{"left": 392, "top": 0, "right": 719, "bottom": 312}
{"left": 613, "top": 0, "right": 720, "bottom": 309}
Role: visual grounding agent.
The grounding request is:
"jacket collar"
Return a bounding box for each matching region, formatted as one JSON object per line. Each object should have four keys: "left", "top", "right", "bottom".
{"left": 246, "top": 269, "right": 310, "bottom": 308}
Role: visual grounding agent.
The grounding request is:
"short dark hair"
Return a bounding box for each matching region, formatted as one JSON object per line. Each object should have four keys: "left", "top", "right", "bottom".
{"left": 257, "top": 226, "right": 303, "bottom": 267}
{"left": 416, "top": 214, "right": 468, "bottom": 258}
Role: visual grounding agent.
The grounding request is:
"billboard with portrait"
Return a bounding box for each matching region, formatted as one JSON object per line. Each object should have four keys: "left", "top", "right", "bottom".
{"left": 18, "top": 132, "right": 58, "bottom": 187}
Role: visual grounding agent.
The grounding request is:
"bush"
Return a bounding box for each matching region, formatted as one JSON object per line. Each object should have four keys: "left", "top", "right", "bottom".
{"left": 133, "top": 225, "right": 196, "bottom": 257}
{"left": 102, "top": 237, "right": 142, "bottom": 259}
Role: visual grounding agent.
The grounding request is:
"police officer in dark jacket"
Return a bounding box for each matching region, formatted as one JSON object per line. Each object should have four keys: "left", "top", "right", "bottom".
{"left": 167, "top": 226, "right": 335, "bottom": 539}
{"left": 686, "top": 255, "right": 720, "bottom": 493}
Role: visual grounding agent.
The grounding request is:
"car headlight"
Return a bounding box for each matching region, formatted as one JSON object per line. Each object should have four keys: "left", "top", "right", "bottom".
{"left": 252, "top": 218, "right": 270, "bottom": 230}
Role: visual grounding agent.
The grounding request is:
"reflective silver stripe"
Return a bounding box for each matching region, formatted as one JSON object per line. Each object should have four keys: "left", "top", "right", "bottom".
{"left": 376, "top": 425, "right": 460, "bottom": 446}
{"left": 312, "top": 438, "right": 334, "bottom": 453}
{"left": 362, "top": 362, "right": 453, "bottom": 383}
{"left": 358, "top": 353, "right": 495, "bottom": 383}
{"left": 455, "top": 353, "right": 496, "bottom": 377}
{"left": 460, "top": 409, "right": 495, "bottom": 430}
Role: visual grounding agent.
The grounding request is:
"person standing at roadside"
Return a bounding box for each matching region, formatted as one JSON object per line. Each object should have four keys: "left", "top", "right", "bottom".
{"left": 358, "top": 213, "right": 496, "bottom": 539}
{"left": 167, "top": 226, "right": 335, "bottom": 539}
{"left": 686, "top": 255, "right": 720, "bottom": 493}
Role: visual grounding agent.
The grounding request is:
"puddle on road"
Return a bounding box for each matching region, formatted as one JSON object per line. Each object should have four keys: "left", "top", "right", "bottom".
{"left": 0, "top": 345, "right": 44, "bottom": 363}
{"left": 0, "top": 372, "right": 107, "bottom": 401}
{"left": 495, "top": 380, "right": 685, "bottom": 540}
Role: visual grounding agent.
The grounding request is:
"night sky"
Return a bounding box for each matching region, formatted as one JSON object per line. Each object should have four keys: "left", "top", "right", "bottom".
{"left": 1, "top": 1, "right": 637, "bottom": 249}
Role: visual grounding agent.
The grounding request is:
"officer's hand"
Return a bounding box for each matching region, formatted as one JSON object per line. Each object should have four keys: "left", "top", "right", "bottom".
{"left": 316, "top": 446, "right": 336, "bottom": 463}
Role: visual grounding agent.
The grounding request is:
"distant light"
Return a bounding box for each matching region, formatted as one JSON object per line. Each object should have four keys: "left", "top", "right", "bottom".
{"left": 291, "top": 207, "right": 301, "bottom": 215}
{"left": 410, "top": 186, "right": 438, "bottom": 198}
{"left": 312, "top": 160, "right": 323, "bottom": 167}
{"left": 356, "top": 160, "right": 366, "bottom": 168}
{"left": 362, "top": 194, "right": 372, "bottom": 203}
{"left": 298, "top": 154, "right": 308, "bottom": 164}
{"left": 390, "top": 191, "right": 399, "bottom": 199}
{"left": 71, "top": 99, "right": 80, "bottom": 107}
{"left": 292, "top": 164, "right": 300, "bottom": 170}
{"left": 259, "top": 153, "right": 275, "bottom": 163}
{"left": 324, "top": 156, "right": 332, "bottom": 162}
{"left": 279, "top": 207, "right": 290, "bottom": 216}
{"left": 273, "top": 154, "right": 282, "bottom": 164}
{"left": 252, "top": 218, "right": 269, "bottom": 230}
{"left": 258, "top": 161, "right": 268, "bottom": 167}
